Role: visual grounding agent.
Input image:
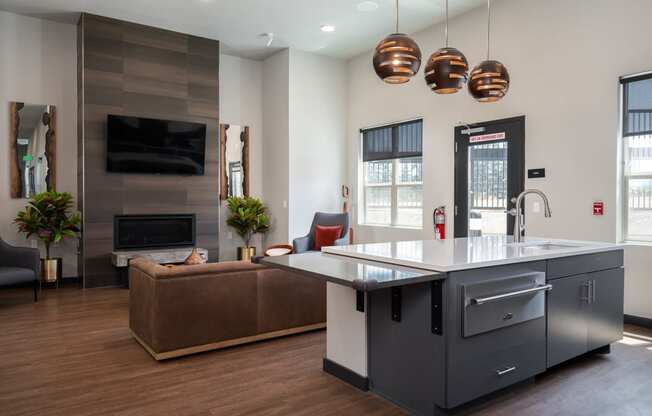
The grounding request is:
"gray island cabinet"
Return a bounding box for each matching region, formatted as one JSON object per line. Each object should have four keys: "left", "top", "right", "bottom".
{"left": 547, "top": 251, "right": 624, "bottom": 367}
{"left": 262, "top": 236, "right": 624, "bottom": 416}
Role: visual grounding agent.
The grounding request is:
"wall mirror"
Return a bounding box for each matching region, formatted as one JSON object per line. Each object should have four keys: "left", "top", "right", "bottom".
{"left": 219, "top": 124, "right": 250, "bottom": 200}
{"left": 10, "top": 102, "right": 57, "bottom": 198}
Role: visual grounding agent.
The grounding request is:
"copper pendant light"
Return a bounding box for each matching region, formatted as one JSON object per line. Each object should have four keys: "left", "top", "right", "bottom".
{"left": 468, "top": 0, "right": 510, "bottom": 102}
{"left": 372, "top": 0, "right": 421, "bottom": 84}
{"left": 424, "top": 0, "right": 468, "bottom": 94}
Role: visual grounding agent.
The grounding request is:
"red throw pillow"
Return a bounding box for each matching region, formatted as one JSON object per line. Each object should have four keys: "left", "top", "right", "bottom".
{"left": 313, "top": 225, "right": 343, "bottom": 251}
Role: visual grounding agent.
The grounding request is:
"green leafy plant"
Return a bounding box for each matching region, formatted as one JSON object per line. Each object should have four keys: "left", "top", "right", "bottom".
{"left": 226, "top": 196, "right": 270, "bottom": 247}
{"left": 14, "top": 191, "right": 81, "bottom": 259}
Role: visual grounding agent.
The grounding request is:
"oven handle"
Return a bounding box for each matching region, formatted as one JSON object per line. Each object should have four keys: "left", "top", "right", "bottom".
{"left": 471, "top": 284, "right": 553, "bottom": 305}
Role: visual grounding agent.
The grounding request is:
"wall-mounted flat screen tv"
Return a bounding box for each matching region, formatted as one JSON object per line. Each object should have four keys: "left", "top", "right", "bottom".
{"left": 107, "top": 115, "right": 206, "bottom": 175}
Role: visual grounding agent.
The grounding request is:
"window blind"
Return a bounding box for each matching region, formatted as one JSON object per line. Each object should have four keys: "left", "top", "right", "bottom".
{"left": 621, "top": 73, "right": 652, "bottom": 137}
{"left": 362, "top": 119, "right": 423, "bottom": 162}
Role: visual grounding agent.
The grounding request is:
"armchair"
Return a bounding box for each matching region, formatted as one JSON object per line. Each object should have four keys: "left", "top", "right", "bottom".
{"left": 293, "top": 212, "right": 350, "bottom": 254}
{"left": 0, "top": 238, "right": 40, "bottom": 302}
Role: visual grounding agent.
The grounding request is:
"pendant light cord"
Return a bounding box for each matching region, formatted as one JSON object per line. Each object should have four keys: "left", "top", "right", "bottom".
{"left": 486, "top": 0, "right": 491, "bottom": 60}
{"left": 444, "top": 0, "right": 449, "bottom": 47}
{"left": 396, "top": 0, "right": 399, "bottom": 33}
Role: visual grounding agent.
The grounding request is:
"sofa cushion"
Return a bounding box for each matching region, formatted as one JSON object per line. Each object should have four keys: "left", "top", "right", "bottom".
{"left": 0, "top": 267, "right": 36, "bottom": 285}
{"left": 313, "top": 224, "right": 343, "bottom": 251}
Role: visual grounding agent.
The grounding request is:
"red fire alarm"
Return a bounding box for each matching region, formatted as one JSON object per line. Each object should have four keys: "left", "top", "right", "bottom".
{"left": 593, "top": 201, "right": 604, "bottom": 216}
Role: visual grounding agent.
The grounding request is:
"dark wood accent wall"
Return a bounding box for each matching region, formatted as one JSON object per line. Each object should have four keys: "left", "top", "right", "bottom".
{"left": 77, "top": 14, "right": 220, "bottom": 287}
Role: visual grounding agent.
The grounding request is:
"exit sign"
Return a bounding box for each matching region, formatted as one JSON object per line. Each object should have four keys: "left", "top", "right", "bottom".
{"left": 469, "top": 132, "right": 506, "bottom": 143}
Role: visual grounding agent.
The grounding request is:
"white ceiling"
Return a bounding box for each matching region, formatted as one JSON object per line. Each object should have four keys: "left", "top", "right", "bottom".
{"left": 0, "top": 0, "right": 486, "bottom": 60}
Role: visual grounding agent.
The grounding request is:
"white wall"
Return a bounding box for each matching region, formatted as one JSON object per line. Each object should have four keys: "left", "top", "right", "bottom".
{"left": 218, "top": 54, "right": 264, "bottom": 260}
{"left": 346, "top": 0, "right": 652, "bottom": 317}
{"left": 0, "top": 11, "right": 78, "bottom": 277}
{"left": 288, "top": 50, "right": 348, "bottom": 241}
{"left": 260, "top": 49, "right": 348, "bottom": 247}
{"left": 262, "top": 49, "right": 291, "bottom": 246}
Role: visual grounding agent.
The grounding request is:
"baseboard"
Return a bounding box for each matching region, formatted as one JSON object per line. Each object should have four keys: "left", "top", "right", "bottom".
{"left": 38, "top": 276, "right": 82, "bottom": 289}
{"left": 60, "top": 276, "right": 82, "bottom": 286}
{"left": 132, "top": 322, "right": 326, "bottom": 361}
{"left": 625, "top": 314, "right": 652, "bottom": 329}
{"left": 323, "top": 358, "right": 369, "bottom": 391}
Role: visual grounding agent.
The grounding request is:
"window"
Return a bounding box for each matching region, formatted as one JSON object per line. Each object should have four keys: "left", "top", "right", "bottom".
{"left": 361, "top": 119, "right": 423, "bottom": 227}
{"left": 621, "top": 73, "right": 652, "bottom": 241}
{"left": 468, "top": 141, "right": 508, "bottom": 236}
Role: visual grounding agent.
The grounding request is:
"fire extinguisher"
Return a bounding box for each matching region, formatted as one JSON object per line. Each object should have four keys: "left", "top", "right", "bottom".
{"left": 434, "top": 206, "right": 446, "bottom": 240}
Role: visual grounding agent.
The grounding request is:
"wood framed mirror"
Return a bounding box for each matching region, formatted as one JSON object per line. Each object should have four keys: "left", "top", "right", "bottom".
{"left": 219, "top": 124, "right": 250, "bottom": 200}
{"left": 9, "top": 102, "right": 57, "bottom": 198}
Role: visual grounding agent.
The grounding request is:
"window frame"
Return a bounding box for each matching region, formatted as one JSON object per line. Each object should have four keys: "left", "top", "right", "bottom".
{"left": 362, "top": 158, "right": 394, "bottom": 226}
{"left": 359, "top": 119, "right": 424, "bottom": 228}
{"left": 620, "top": 70, "right": 652, "bottom": 242}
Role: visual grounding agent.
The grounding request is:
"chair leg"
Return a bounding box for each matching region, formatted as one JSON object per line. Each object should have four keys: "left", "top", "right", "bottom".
{"left": 34, "top": 280, "right": 38, "bottom": 302}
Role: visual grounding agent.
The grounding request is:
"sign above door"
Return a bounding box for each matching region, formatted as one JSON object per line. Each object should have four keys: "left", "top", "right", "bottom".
{"left": 469, "top": 132, "right": 506, "bottom": 143}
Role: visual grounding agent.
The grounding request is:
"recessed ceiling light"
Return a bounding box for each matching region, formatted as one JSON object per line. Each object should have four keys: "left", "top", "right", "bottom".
{"left": 320, "top": 25, "right": 336, "bottom": 33}
{"left": 357, "top": 1, "right": 379, "bottom": 12}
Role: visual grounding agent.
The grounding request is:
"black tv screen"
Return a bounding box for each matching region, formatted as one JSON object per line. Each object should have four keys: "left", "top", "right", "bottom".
{"left": 107, "top": 115, "right": 206, "bottom": 175}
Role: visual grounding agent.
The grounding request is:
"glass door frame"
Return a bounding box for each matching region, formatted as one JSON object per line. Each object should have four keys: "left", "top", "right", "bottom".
{"left": 454, "top": 116, "right": 525, "bottom": 238}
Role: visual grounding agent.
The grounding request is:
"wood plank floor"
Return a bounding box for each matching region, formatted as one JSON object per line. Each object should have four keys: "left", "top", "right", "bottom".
{"left": 1, "top": 287, "right": 651, "bottom": 416}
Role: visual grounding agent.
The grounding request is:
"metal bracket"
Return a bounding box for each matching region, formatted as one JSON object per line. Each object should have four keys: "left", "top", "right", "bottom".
{"left": 432, "top": 280, "right": 443, "bottom": 335}
{"left": 391, "top": 287, "right": 402, "bottom": 322}
{"left": 356, "top": 290, "right": 365, "bottom": 312}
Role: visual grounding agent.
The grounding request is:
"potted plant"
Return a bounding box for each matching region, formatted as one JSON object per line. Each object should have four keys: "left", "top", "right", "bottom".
{"left": 226, "top": 196, "right": 270, "bottom": 261}
{"left": 14, "top": 191, "right": 81, "bottom": 283}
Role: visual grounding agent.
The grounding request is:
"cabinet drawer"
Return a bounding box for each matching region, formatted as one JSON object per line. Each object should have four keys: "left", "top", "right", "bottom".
{"left": 446, "top": 337, "right": 546, "bottom": 408}
{"left": 547, "top": 250, "right": 623, "bottom": 280}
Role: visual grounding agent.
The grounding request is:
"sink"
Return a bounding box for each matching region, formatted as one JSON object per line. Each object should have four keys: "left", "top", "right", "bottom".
{"left": 508, "top": 242, "right": 581, "bottom": 251}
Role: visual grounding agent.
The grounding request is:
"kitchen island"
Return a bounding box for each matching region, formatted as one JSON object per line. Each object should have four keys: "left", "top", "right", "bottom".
{"left": 261, "top": 236, "right": 624, "bottom": 415}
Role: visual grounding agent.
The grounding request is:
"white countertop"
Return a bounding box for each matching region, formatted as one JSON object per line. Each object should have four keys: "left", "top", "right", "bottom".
{"left": 321, "top": 235, "right": 623, "bottom": 272}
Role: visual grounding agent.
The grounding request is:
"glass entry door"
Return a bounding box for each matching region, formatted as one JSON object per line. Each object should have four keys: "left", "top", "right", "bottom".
{"left": 454, "top": 116, "right": 525, "bottom": 238}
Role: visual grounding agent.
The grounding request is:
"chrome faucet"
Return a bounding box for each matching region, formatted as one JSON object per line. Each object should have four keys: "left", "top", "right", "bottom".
{"left": 508, "top": 189, "right": 552, "bottom": 243}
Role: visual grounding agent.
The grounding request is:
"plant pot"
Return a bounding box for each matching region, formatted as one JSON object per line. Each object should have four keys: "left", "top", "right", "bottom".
{"left": 237, "top": 246, "right": 256, "bottom": 261}
{"left": 41, "top": 257, "right": 62, "bottom": 283}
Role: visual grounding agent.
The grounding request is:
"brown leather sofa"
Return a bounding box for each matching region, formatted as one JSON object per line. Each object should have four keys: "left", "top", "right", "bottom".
{"left": 129, "top": 258, "right": 326, "bottom": 360}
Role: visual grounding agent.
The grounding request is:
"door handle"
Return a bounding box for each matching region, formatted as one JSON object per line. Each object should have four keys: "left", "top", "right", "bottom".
{"left": 471, "top": 284, "right": 552, "bottom": 305}
{"left": 496, "top": 366, "right": 516, "bottom": 376}
{"left": 581, "top": 281, "right": 591, "bottom": 303}
{"left": 591, "top": 279, "right": 596, "bottom": 304}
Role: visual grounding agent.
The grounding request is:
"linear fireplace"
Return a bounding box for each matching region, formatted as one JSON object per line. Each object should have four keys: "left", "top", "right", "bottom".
{"left": 114, "top": 214, "right": 196, "bottom": 250}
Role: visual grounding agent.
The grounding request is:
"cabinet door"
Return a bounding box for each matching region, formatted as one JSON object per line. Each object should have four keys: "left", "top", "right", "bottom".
{"left": 547, "top": 274, "right": 590, "bottom": 368}
{"left": 588, "top": 268, "right": 624, "bottom": 351}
